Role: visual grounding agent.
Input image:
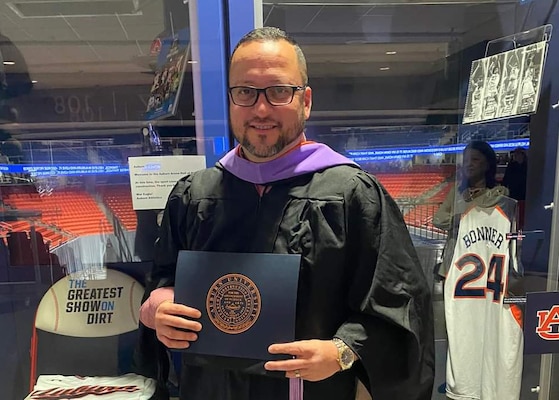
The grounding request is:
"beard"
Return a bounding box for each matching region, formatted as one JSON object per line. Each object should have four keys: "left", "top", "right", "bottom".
{"left": 234, "top": 108, "right": 306, "bottom": 159}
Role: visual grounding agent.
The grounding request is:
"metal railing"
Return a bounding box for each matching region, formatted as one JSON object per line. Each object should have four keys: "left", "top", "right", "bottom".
{"left": 399, "top": 201, "right": 448, "bottom": 241}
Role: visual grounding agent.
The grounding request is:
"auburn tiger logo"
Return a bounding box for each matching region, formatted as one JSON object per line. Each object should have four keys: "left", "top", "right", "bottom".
{"left": 536, "top": 305, "right": 559, "bottom": 340}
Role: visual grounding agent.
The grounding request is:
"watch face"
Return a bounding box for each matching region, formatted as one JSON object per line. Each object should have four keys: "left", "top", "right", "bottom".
{"left": 341, "top": 349, "right": 353, "bottom": 365}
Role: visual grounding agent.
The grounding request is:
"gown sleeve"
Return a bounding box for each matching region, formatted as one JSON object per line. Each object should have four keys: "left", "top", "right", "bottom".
{"left": 335, "top": 171, "right": 435, "bottom": 400}
{"left": 149, "top": 175, "right": 193, "bottom": 291}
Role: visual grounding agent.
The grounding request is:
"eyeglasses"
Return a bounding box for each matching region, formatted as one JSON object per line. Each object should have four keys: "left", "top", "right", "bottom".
{"left": 229, "top": 85, "right": 306, "bottom": 107}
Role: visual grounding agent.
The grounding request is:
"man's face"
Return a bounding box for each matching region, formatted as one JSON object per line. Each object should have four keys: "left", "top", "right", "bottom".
{"left": 229, "top": 40, "right": 312, "bottom": 162}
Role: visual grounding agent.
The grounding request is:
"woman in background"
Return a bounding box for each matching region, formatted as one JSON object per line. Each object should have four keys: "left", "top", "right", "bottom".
{"left": 433, "top": 140, "right": 508, "bottom": 276}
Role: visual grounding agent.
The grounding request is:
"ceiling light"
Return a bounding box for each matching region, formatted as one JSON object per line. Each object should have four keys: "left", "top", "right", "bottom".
{"left": 32, "top": 80, "right": 38, "bottom": 84}
{"left": 3, "top": 61, "right": 15, "bottom": 65}
{"left": 385, "top": 51, "right": 397, "bottom": 55}
{"left": 379, "top": 67, "right": 390, "bottom": 71}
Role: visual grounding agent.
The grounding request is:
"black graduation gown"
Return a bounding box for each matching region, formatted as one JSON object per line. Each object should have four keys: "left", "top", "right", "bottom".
{"left": 146, "top": 163, "right": 435, "bottom": 400}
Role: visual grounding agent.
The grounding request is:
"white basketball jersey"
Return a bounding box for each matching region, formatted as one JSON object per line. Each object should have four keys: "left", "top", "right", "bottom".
{"left": 25, "top": 373, "right": 156, "bottom": 399}
{"left": 444, "top": 204, "right": 523, "bottom": 400}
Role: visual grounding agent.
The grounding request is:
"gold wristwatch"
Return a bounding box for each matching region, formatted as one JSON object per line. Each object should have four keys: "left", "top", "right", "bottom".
{"left": 332, "top": 338, "right": 356, "bottom": 371}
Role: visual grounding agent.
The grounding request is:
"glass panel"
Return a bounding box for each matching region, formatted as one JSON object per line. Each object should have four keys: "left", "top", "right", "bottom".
{"left": 268, "top": 1, "right": 558, "bottom": 399}
{"left": 0, "top": 0, "right": 202, "bottom": 397}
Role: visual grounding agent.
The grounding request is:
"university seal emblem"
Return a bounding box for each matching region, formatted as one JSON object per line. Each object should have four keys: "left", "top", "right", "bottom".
{"left": 206, "top": 273, "right": 261, "bottom": 334}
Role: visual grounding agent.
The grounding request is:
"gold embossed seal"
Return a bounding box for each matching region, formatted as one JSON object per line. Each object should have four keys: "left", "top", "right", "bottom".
{"left": 206, "top": 273, "right": 261, "bottom": 334}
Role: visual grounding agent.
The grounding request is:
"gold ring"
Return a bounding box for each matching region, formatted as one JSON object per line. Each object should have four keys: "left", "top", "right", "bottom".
{"left": 295, "top": 370, "right": 301, "bottom": 378}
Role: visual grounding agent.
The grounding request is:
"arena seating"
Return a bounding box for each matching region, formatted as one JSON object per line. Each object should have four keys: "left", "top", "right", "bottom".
{"left": 376, "top": 172, "right": 445, "bottom": 199}
{"left": 0, "top": 219, "right": 70, "bottom": 248}
{"left": 375, "top": 166, "right": 453, "bottom": 200}
{"left": 401, "top": 182, "right": 454, "bottom": 233}
{"left": 1, "top": 168, "right": 454, "bottom": 243}
{"left": 372, "top": 166, "right": 455, "bottom": 234}
{"left": 100, "top": 186, "right": 137, "bottom": 231}
{"left": 3, "top": 191, "right": 113, "bottom": 236}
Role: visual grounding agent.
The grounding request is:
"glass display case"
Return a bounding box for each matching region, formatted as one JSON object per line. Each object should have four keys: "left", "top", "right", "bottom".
{"left": 1, "top": 0, "right": 558, "bottom": 398}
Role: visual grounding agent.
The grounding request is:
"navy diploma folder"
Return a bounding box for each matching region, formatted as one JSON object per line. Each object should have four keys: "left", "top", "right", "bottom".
{"left": 174, "top": 250, "right": 301, "bottom": 360}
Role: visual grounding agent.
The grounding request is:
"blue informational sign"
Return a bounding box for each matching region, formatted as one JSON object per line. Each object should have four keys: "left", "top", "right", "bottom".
{"left": 144, "top": 28, "right": 190, "bottom": 121}
{"left": 524, "top": 291, "right": 559, "bottom": 354}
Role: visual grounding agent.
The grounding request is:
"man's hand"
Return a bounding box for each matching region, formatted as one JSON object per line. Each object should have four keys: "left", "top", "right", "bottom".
{"left": 264, "top": 339, "right": 340, "bottom": 381}
{"left": 154, "top": 301, "right": 202, "bottom": 349}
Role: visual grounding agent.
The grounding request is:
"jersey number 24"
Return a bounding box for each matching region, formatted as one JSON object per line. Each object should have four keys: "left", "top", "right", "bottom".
{"left": 453, "top": 253, "right": 506, "bottom": 302}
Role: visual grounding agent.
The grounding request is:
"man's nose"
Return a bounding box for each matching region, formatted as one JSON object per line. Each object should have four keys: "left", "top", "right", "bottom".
{"left": 252, "top": 92, "right": 273, "bottom": 116}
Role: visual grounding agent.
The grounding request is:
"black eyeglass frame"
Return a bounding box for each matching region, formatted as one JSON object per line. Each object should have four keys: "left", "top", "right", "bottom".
{"left": 228, "top": 85, "right": 307, "bottom": 107}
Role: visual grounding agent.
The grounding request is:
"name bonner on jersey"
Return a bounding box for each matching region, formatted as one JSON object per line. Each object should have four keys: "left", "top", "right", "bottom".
{"left": 462, "top": 225, "right": 504, "bottom": 250}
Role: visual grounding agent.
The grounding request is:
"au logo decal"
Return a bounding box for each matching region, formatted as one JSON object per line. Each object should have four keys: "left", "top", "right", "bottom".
{"left": 536, "top": 305, "right": 559, "bottom": 340}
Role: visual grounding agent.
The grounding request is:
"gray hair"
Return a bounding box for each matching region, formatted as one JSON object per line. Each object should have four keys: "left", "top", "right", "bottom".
{"left": 231, "top": 27, "right": 308, "bottom": 85}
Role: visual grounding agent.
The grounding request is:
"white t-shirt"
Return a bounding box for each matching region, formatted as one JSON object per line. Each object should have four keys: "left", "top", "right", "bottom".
{"left": 26, "top": 373, "right": 156, "bottom": 400}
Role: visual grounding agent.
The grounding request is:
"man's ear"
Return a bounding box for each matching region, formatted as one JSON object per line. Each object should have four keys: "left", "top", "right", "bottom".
{"left": 304, "top": 86, "right": 312, "bottom": 120}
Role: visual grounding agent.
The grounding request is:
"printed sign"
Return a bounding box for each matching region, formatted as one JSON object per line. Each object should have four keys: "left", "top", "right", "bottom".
{"left": 34, "top": 270, "right": 144, "bottom": 337}
{"left": 128, "top": 155, "right": 206, "bottom": 210}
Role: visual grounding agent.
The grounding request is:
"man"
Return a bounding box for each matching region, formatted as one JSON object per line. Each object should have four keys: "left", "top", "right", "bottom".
{"left": 502, "top": 147, "right": 527, "bottom": 202}
{"left": 502, "top": 147, "right": 527, "bottom": 229}
{"left": 139, "top": 27, "right": 434, "bottom": 400}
